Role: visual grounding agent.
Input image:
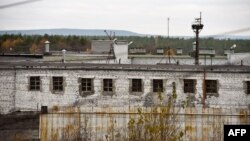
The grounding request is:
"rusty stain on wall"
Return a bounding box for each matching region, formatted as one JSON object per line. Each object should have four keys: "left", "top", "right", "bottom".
{"left": 39, "top": 107, "right": 250, "bottom": 141}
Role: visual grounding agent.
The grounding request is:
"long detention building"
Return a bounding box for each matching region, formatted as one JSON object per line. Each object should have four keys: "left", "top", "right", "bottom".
{"left": 0, "top": 62, "right": 250, "bottom": 114}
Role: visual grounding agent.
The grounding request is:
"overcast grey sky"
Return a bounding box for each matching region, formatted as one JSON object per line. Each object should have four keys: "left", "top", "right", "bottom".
{"left": 0, "top": 0, "right": 250, "bottom": 36}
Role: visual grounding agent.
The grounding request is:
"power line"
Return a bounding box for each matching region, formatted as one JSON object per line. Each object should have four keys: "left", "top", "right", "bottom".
{"left": 0, "top": 0, "right": 41, "bottom": 9}
{"left": 206, "top": 27, "right": 250, "bottom": 38}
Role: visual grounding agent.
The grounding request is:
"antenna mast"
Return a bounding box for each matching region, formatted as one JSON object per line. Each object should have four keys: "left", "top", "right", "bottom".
{"left": 192, "top": 12, "right": 204, "bottom": 65}
{"left": 104, "top": 30, "right": 116, "bottom": 63}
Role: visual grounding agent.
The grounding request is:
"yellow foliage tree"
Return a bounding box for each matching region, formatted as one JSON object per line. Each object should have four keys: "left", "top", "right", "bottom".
{"left": 1, "top": 38, "right": 23, "bottom": 53}
{"left": 2, "top": 39, "right": 13, "bottom": 52}
{"left": 29, "top": 43, "right": 38, "bottom": 54}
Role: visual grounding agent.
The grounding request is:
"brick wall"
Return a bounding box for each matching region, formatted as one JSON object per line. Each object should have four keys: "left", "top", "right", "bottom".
{"left": 0, "top": 68, "right": 250, "bottom": 114}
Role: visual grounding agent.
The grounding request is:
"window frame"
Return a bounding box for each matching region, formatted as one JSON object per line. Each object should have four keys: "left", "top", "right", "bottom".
{"left": 132, "top": 79, "right": 142, "bottom": 92}
{"left": 153, "top": 79, "right": 163, "bottom": 92}
{"left": 29, "top": 76, "right": 40, "bottom": 91}
{"left": 52, "top": 76, "right": 64, "bottom": 92}
{"left": 205, "top": 80, "right": 217, "bottom": 93}
{"left": 184, "top": 79, "right": 196, "bottom": 93}
{"left": 103, "top": 79, "right": 113, "bottom": 92}
{"left": 81, "top": 78, "right": 93, "bottom": 92}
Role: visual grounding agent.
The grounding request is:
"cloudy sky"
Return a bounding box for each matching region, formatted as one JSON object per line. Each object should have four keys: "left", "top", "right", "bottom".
{"left": 0, "top": 0, "right": 250, "bottom": 36}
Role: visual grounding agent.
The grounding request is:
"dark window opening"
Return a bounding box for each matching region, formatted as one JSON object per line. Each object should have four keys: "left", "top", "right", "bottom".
{"left": 205, "top": 80, "right": 217, "bottom": 93}
{"left": 81, "top": 78, "right": 92, "bottom": 92}
{"left": 247, "top": 81, "right": 250, "bottom": 94}
{"left": 53, "top": 77, "right": 63, "bottom": 91}
{"left": 184, "top": 79, "right": 195, "bottom": 93}
{"left": 30, "top": 76, "right": 40, "bottom": 91}
{"left": 103, "top": 79, "right": 113, "bottom": 92}
{"left": 132, "top": 79, "right": 142, "bottom": 92}
{"left": 153, "top": 79, "right": 163, "bottom": 92}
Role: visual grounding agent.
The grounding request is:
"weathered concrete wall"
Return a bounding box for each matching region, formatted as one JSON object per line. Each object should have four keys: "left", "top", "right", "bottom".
{"left": 1, "top": 68, "right": 250, "bottom": 114}
{"left": 91, "top": 40, "right": 112, "bottom": 53}
{"left": 205, "top": 72, "right": 249, "bottom": 107}
{"left": 131, "top": 53, "right": 250, "bottom": 66}
{"left": 0, "top": 70, "right": 15, "bottom": 114}
{"left": 114, "top": 43, "right": 130, "bottom": 64}
{"left": 131, "top": 57, "right": 228, "bottom": 65}
{"left": 229, "top": 53, "right": 250, "bottom": 65}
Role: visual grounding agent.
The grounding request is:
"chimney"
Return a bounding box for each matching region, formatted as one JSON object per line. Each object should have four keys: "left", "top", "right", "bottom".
{"left": 44, "top": 40, "right": 50, "bottom": 53}
{"left": 62, "top": 49, "right": 66, "bottom": 63}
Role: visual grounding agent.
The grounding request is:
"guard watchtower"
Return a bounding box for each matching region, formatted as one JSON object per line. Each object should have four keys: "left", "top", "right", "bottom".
{"left": 192, "top": 12, "right": 204, "bottom": 65}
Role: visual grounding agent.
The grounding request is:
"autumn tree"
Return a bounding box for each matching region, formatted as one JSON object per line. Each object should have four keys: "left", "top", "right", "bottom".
{"left": 1, "top": 38, "right": 23, "bottom": 53}
{"left": 104, "top": 83, "right": 184, "bottom": 141}
{"left": 126, "top": 83, "right": 184, "bottom": 141}
{"left": 29, "top": 43, "right": 38, "bottom": 54}
{"left": 1, "top": 39, "right": 12, "bottom": 52}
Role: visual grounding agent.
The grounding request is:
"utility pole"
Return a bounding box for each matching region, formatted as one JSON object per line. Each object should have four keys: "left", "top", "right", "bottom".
{"left": 192, "top": 12, "right": 204, "bottom": 65}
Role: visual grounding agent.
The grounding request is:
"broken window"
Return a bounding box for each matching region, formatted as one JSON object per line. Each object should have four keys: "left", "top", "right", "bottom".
{"left": 132, "top": 79, "right": 142, "bottom": 92}
{"left": 205, "top": 80, "right": 217, "bottom": 93}
{"left": 247, "top": 81, "right": 250, "bottom": 94}
{"left": 29, "top": 76, "right": 40, "bottom": 91}
{"left": 184, "top": 79, "right": 196, "bottom": 93}
{"left": 53, "top": 77, "right": 63, "bottom": 91}
{"left": 81, "top": 78, "right": 92, "bottom": 92}
{"left": 153, "top": 79, "right": 163, "bottom": 92}
{"left": 103, "top": 79, "right": 113, "bottom": 92}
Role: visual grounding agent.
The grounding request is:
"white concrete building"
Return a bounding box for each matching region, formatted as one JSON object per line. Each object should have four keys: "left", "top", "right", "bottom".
{"left": 0, "top": 62, "right": 250, "bottom": 114}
